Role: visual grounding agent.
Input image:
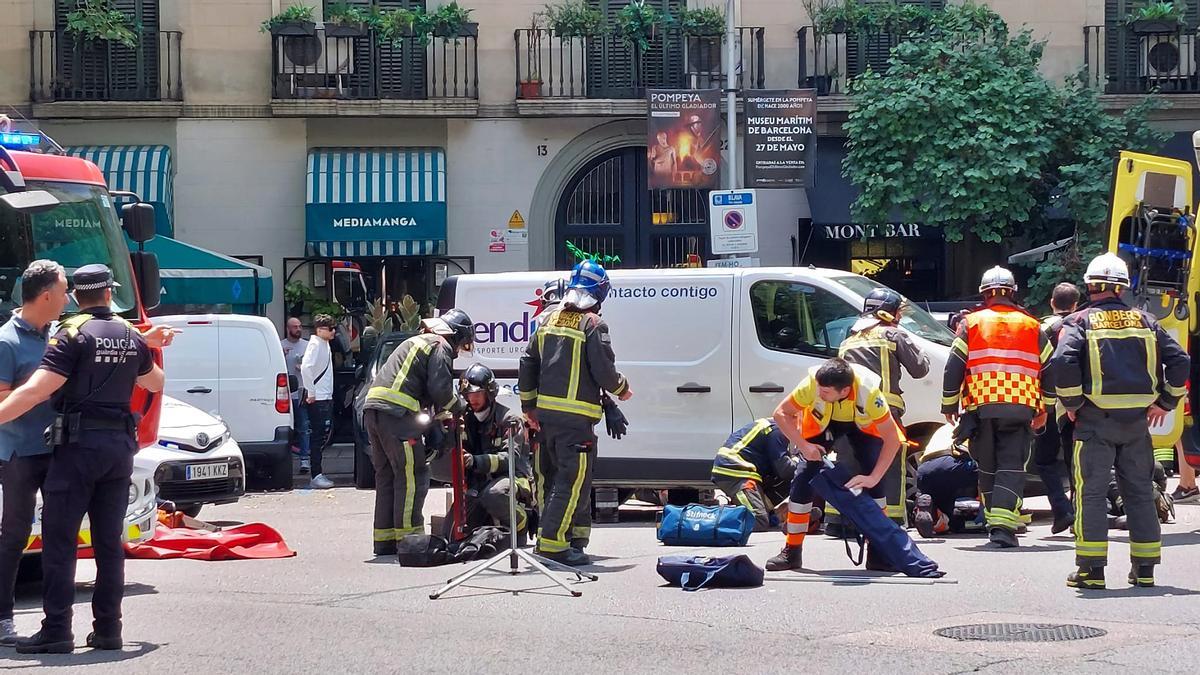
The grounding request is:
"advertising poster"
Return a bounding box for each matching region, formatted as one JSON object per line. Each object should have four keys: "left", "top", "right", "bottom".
{"left": 743, "top": 89, "right": 816, "bottom": 188}
{"left": 646, "top": 89, "right": 721, "bottom": 189}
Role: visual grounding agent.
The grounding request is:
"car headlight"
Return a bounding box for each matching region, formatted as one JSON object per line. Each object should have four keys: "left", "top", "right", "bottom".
{"left": 128, "top": 482, "right": 138, "bottom": 505}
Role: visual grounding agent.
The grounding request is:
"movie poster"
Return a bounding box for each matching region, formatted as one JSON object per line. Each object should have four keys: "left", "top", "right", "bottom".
{"left": 743, "top": 89, "right": 816, "bottom": 188}
{"left": 646, "top": 89, "right": 721, "bottom": 190}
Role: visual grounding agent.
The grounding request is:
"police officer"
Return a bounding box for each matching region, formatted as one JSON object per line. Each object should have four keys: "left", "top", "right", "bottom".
{"left": 459, "top": 364, "right": 533, "bottom": 541}
{"left": 710, "top": 418, "right": 800, "bottom": 532}
{"left": 1036, "top": 282, "right": 1081, "bottom": 534}
{"left": 942, "top": 266, "right": 1053, "bottom": 549}
{"left": 1054, "top": 253, "right": 1188, "bottom": 590}
{"left": 362, "top": 309, "right": 471, "bottom": 556}
{"left": 518, "top": 261, "right": 631, "bottom": 567}
{"left": 0, "top": 264, "right": 166, "bottom": 653}
{"left": 839, "top": 287, "right": 929, "bottom": 524}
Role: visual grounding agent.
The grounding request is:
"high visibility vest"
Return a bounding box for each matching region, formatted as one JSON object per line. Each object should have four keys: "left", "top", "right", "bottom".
{"left": 963, "top": 306, "right": 1042, "bottom": 409}
{"left": 797, "top": 364, "right": 898, "bottom": 440}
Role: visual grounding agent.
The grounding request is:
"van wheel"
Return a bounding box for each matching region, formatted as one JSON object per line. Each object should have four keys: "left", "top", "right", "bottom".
{"left": 266, "top": 452, "right": 294, "bottom": 491}
{"left": 354, "top": 435, "right": 375, "bottom": 490}
{"left": 181, "top": 504, "right": 202, "bottom": 518}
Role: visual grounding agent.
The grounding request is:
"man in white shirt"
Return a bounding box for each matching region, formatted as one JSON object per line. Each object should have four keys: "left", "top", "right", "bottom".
{"left": 280, "top": 317, "right": 311, "bottom": 473}
{"left": 300, "top": 314, "right": 336, "bottom": 489}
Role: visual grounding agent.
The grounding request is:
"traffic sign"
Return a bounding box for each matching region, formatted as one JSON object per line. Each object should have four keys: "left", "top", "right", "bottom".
{"left": 709, "top": 189, "right": 759, "bottom": 255}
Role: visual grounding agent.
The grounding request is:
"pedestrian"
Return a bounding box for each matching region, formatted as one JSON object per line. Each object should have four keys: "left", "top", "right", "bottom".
{"left": 1173, "top": 438, "right": 1198, "bottom": 502}
{"left": 0, "top": 260, "right": 69, "bottom": 646}
{"left": 765, "top": 357, "right": 905, "bottom": 571}
{"left": 942, "top": 266, "right": 1053, "bottom": 548}
{"left": 1036, "top": 281, "right": 1081, "bottom": 534}
{"left": 362, "top": 308, "right": 471, "bottom": 556}
{"left": 300, "top": 314, "right": 336, "bottom": 489}
{"left": 280, "top": 316, "right": 310, "bottom": 473}
{"left": 710, "top": 418, "right": 800, "bottom": 533}
{"left": 0, "top": 264, "right": 170, "bottom": 653}
{"left": 519, "top": 260, "right": 631, "bottom": 567}
{"left": 1054, "top": 253, "right": 1189, "bottom": 590}
{"left": 839, "top": 287, "right": 929, "bottom": 524}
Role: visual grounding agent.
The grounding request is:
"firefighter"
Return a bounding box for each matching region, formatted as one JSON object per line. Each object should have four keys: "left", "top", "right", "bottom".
{"left": 518, "top": 260, "right": 632, "bottom": 567}
{"left": 1054, "top": 253, "right": 1188, "bottom": 589}
{"left": 459, "top": 364, "right": 534, "bottom": 542}
{"left": 839, "top": 287, "right": 929, "bottom": 524}
{"left": 1036, "top": 282, "right": 1081, "bottom": 534}
{"left": 362, "top": 309, "right": 472, "bottom": 556}
{"left": 710, "top": 419, "right": 800, "bottom": 532}
{"left": 766, "top": 358, "right": 905, "bottom": 571}
{"left": 942, "top": 266, "right": 1053, "bottom": 549}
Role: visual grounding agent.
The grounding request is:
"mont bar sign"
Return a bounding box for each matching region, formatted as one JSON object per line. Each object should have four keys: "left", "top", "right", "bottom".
{"left": 818, "top": 223, "right": 935, "bottom": 240}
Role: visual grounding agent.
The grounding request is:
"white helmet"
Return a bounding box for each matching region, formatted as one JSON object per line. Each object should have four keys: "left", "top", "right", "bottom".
{"left": 978, "top": 266, "right": 1017, "bottom": 293}
{"left": 1083, "top": 252, "right": 1130, "bottom": 287}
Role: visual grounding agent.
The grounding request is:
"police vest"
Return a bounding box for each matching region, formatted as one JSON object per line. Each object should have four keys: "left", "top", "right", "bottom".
{"left": 56, "top": 312, "right": 140, "bottom": 416}
{"left": 963, "top": 306, "right": 1042, "bottom": 410}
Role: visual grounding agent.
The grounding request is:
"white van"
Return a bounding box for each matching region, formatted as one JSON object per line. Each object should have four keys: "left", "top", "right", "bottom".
{"left": 438, "top": 267, "right": 954, "bottom": 488}
{"left": 151, "top": 315, "right": 293, "bottom": 490}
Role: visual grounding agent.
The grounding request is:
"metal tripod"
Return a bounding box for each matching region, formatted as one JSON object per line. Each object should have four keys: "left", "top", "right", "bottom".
{"left": 430, "top": 419, "right": 598, "bottom": 599}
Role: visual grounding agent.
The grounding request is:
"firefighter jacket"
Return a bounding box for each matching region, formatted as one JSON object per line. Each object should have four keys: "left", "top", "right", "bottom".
{"left": 942, "top": 298, "right": 1054, "bottom": 420}
{"left": 839, "top": 320, "right": 930, "bottom": 415}
{"left": 712, "top": 419, "right": 800, "bottom": 483}
{"left": 518, "top": 307, "right": 629, "bottom": 425}
{"left": 364, "top": 332, "right": 465, "bottom": 424}
{"left": 790, "top": 363, "right": 900, "bottom": 440}
{"left": 1052, "top": 296, "right": 1189, "bottom": 419}
{"left": 463, "top": 401, "right": 533, "bottom": 490}
{"left": 1040, "top": 312, "right": 1071, "bottom": 349}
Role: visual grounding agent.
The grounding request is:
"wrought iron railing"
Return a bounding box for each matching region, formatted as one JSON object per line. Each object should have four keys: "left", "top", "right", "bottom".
{"left": 30, "top": 30, "right": 183, "bottom": 102}
{"left": 1084, "top": 24, "right": 1200, "bottom": 94}
{"left": 797, "top": 25, "right": 918, "bottom": 95}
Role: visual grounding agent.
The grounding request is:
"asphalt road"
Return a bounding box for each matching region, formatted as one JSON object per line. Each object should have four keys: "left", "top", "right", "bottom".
{"left": 5, "top": 484, "right": 1200, "bottom": 673}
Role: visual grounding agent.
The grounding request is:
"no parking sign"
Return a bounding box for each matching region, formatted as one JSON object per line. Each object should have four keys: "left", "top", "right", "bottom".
{"left": 709, "top": 189, "right": 759, "bottom": 255}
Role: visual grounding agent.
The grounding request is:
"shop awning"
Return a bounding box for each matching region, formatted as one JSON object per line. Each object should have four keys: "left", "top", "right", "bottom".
{"left": 133, "top": 236, "right": 273, "bottom": 309}
{"left": 64, "top": 145, "right": 174, "bottom": 236}
{"left": 1008, "top": 237, "right": 1073, "bottom": 265}
{"left": 305, "top": 148, "right": 448, "bottom": 257}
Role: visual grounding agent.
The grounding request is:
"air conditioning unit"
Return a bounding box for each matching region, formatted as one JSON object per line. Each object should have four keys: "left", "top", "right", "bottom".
{"left": 1140, "top": 34, "right": 1197, "bottom": 80}
{"left": 277, "top": 29, "right": 354, "bottom": 75}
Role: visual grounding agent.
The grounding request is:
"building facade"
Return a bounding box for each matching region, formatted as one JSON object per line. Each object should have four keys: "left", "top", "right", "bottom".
{"left": 4, "top": 0, "right": 1200, "bottom": 322}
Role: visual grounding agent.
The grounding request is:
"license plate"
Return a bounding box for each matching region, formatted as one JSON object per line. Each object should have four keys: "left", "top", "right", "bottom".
{"left": 185, "top": 463, "right": 228, "bottom": 481}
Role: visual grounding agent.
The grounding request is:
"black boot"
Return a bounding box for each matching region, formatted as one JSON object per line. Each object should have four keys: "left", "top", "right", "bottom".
{"left": 15, "top": 630, "right": 74, "bottom": 654}
{"left": 865, "top": 542, "right": 896, "bottom": 572}
{"left": 914, "top": 494, "right": 937, "bottom": 539}
{"left": 373, "top": 542, "right": 398, "bottom": 556}
{"left": 765, "top": 545, "right": 803, "bottom": 571}
{"left": 537, "top": 547, "right": 591, "bottom": 567}
{"left": 1128, "top": 564, "right": 1155, "bottom": 588}
{"left": 1051, "top": 512, "right": 1074, "bottom": 535}
{"left": 86, "top": 631, "right": 122, "bottom": 650}
{"left": 988, "top": 527, "right": 1018, "bottom": 548}
{"left": 1066, "top": 565, "right": 1106, "bottom": 590}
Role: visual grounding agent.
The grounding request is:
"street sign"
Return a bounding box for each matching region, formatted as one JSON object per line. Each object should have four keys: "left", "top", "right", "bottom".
{"left": 706, "top": 256, "right": 761, "bottom": 268}
{"left": 709, "top": 189, "right": 759, "bottom": 255}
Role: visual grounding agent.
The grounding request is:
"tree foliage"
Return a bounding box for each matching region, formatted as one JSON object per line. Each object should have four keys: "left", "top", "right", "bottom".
{"left": 842, "top": 2, "right": 1169, "bottom": 307}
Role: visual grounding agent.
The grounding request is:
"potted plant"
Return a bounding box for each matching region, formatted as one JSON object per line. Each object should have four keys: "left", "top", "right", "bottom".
{"left": 520, "top": 14, "right": 545, "bottom": 98}
{"left": 377, "top": 7, "right": 433, "bottom": 45}
{"left": 543, "top": 0, "right": 605, "bottom": 38}
{"left": 64, "top": 0, "right": 139, "bottom": 49}
{"left": 616, "top": 0, "right": 665, "bottom": 51}
{"left": 812, "top": 1, "right": 857, "bottom": 34}
{"left": 432, "top": 1, "right": 478, "bottom": 38}
{"left": 324, "top": 1, "right": 369, "bottom": 37}
{"left": 1126, "top": 1, "right": 1186, "bottom": 34}
{"left": 261, "top": 4, "right": 317, "bottom": 36}
{"left": 678, "top": 6, "right": 724, "bottom": 37}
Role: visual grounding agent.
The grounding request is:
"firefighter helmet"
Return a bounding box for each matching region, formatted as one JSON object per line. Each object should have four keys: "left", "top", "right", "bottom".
{"left": 421, "top": 307, "right": 474, "bottom": 350}
{"left": 542, "top": 277, "right": 567, "bottom": 304}
{"left": 1083, "top": 252, "right": 1131, "bottom": 288}
{"left": 863, "top": 288, "right": 903, "bottom": 323}
{"left": 978, "top": 266, "right": 1018, "bottom": 293}
{"left": 460, "top": 363, "right": 499, "bottom": 398}
{"left": 564, "top": 260, "right": 611, "bottom": 310}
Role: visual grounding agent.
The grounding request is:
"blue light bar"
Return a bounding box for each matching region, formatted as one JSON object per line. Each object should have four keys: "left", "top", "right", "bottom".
{"left": 0, "top": 132, "right": 42, "bottom": 149}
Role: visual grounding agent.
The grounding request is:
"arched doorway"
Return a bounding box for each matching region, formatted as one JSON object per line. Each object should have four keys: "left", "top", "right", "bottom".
{"left": 554, "top": 146, "right": 710, "bottom": 269}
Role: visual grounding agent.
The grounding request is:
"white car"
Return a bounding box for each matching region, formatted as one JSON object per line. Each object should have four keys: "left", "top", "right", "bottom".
{"left": 135, "top": 395, "right": 246, "bottom": 517}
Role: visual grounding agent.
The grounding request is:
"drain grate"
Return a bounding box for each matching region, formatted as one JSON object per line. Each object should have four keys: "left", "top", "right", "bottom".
{"left": 934, "top": 623, "right": 1107, "bottom": 642}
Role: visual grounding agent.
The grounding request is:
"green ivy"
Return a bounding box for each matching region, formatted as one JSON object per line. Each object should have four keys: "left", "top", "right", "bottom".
{"left": 1125, "top": 1, "right": 1186, "bottom": 24}
{"left": 542, "top": 0, "right": 606, "bottom": 37}
{"left": 842, "top": 2, "right": 1169, "bottom": 310}
{"left": 259, "top": 4, "right": 315, "bottom": 33}
{"left": 324, "top": 1, "right": 370, "bottom": 25}
{"left": 616, "top": 0, "right": 666, "bottom": 51}
{"left": 677, "top": 7, "right": 724, "bottom": 37}
{"left": 65, "top": 0, "right": 139, "bottom": 49}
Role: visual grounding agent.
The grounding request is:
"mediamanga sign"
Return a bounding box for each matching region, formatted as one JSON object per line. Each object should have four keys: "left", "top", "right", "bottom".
{"left": 305, "top": 202, "right": 447, "bottom": 243}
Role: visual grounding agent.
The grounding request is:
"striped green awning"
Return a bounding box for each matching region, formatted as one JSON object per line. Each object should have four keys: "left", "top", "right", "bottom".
{"left": 64, "top": 145, "right": 174, "bottom": 236}
{"left": 305, "top": 147, "right": 448, "bottom": 257}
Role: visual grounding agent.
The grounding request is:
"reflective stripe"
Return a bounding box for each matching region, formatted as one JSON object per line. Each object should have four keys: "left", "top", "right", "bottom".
{"left": 942, "top": 393, "right": 961, "bottom": 406}
{"left": 519, "top": 389, "right": 538, "bottom": 402}
{"left": 971, "top": 347, "right": 1042, "bottom": 365}
{"left": 488, "top": 455, "right": 500, "bottom": 474}
{"left": 373, "top": 528, "right": 395, "bottom": 542}
{"left": 969, "top": 363, "right": 1041, "bottom": 379}
{"left": 366, "top": 336, "right": 434, "bottom": 411}
{"left": 1057, "top": 385, "right": 1084, "bottom": 398}
{"left": 402, "top": 441, "right": 416, "bottom": 531}
{"left": 712, "top": 465, "right": 762, "bottom": 481}
{"left": 1073, "top": 438, "right": 1086, "bottom": 551}
{"left": 567, "top": 332, "right": 582, "bottom": 402}
{"left": 735, "top": 490, "right": 756, "bottom": 512}
{"left": 1089, "top": 393, "right": 1160, "bottom": 409}
{"left": 393, "top": 526, "right": 422, "bottom": 538}
{"left": 556, "top": 452, "right": 589, "bottom": 546}
{"left": 538, "top": 324, "right": 586, "bottom": 341}
{"left": 1130, "top": 541, "right": 1161, "bottom": 558}
{"left": 537, "top": 393, "right": 602, "bottom": 419}
{"left": 1165, "top": 382, "right": 1187, "bottom": 396}
{"left": 1086, "top": 327, "right": 1156, "bottom": 407}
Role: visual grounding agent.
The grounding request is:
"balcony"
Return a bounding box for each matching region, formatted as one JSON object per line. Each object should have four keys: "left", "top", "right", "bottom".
{"left": 270, "top": 30, "right": 479, "bottom": 117}
{"left": 513, "top": 27, "right": 765, "bottom": 116}
{"left": 796, "top": 25, "right": 913, "bottom": 101}
{"left": 29, "top": 30, "right": 183, "bottom": 115}
{"left": 1084, "top": 24, "right": 1200, "bottom": 96}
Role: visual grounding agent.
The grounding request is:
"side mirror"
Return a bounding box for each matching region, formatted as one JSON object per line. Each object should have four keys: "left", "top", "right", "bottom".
{"left": 121, "top": 202, "right": 156, "bottom": 243}
{"left": 0, "top": 189, "right": 60, "bottom": 214}
{"left": 131, "top": 251, "right": 161, "bottom": 311}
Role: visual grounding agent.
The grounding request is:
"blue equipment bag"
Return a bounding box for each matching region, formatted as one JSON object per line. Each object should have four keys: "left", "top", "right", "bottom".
{"left": 810, "top": 461, "right": 945, "bottom": 578}
{"left": 657, "top": 504, "right": 754, "bottom": 547}
{"left": 656, "top": 554, "right": 764, "bottom": 591}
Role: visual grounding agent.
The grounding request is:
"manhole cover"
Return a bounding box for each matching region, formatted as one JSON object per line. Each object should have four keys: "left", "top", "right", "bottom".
{"left": 934, "top": 623, "right": 1107, "bottom": 642}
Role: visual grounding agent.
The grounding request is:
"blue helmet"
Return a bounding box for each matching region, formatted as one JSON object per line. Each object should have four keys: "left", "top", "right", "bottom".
{"left": 565, "top": 260, "right": 610, "bottom": 309}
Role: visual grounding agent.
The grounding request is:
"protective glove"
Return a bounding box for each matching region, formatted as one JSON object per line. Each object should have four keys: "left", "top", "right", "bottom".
{"left": 423, "top": 418, "right": 452, "bottom": 459}
{"left": 602, "top": 394, "right": 628, "bottom": 440}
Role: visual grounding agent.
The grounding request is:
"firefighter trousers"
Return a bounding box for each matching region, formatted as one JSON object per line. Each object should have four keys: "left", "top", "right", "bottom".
{"left": 534, "top": 422, "right": 596, "bottom": 554}
{"left": 972, "top": 416, "right": 1031, "bottom": 533}
{"left": 711, "top": 475, "right": 790, "bottom": 532}
{"left": 881, "top": 407, "right": 908, "bottom": 525}
{"left": 1073, "top": 407, "right": 1160, "bottom": 568}
{"left": 365, "top": 410, "right": 430, "bottom": 545}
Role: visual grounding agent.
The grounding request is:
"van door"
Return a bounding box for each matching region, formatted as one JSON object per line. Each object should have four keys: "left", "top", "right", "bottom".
{"left": 735, "top": 273, "right": 863, "bottom": 423}
{"left": 160, "top": 320, "right": 221, "bottom": 418}
{"left": 216, "top": 319, "right": 279, "bottom": 442}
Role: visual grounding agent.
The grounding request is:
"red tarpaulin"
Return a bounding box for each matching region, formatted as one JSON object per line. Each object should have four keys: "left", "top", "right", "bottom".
{"left": 124, "top": 523, "right": 296, "bottom": 561}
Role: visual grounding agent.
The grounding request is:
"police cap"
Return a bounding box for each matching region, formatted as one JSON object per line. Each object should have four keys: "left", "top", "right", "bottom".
{"left": 73, "top": 264, "right": 120, "bottom": 291}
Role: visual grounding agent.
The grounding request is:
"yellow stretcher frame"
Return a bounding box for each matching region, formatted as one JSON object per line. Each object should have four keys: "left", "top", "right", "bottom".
{"left": 1105, "top": 151, "right": 1199, "bottom": 448}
